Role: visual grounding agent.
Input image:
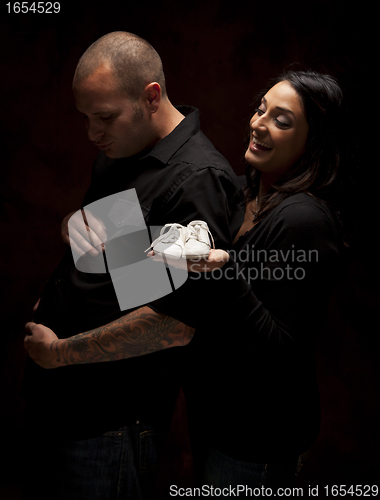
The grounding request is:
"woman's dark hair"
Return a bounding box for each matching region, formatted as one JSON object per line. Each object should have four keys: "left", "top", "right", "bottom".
{"left": 245, "top": 70, "right": 354, "bottom": 245}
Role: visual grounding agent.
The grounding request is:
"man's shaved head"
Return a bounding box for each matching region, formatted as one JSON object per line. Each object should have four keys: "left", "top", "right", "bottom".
{"left": 74, "top": 31, "right": 166, "bottom": 100}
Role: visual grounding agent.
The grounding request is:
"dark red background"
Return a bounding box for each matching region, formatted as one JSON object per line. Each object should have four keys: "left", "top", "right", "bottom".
{"left": 1, "top": 1, "right": 378, "bottom": 498}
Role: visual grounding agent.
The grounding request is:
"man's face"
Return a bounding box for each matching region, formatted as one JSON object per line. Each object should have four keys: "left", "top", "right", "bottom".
{"left": 73, "top": 64, "right": 155, "bottom": 158}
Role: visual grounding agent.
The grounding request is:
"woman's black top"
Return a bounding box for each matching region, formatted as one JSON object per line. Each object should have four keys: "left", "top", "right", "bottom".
{"left": 151, "top": 192, "right": 341, "bottom": 462}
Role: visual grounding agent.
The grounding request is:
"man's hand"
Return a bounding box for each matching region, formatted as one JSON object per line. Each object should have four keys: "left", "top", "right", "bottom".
{"left": 61, "top": 209, "right": 107, "bottom": 257}
{"left": 24, "top": 323, "right": 65, "bottom": 369}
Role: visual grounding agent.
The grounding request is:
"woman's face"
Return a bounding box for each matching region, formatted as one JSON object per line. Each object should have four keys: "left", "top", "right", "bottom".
{"left": 245, "top": 81, "right": 309, "bottom": 183}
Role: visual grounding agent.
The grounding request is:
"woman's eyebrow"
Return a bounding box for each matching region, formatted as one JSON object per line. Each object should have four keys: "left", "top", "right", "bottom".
{"left": 262, "top": 96, "right": 296, "bottom": 117}
{"left": 276, "top": 106, "right": 296, "bottom": 117}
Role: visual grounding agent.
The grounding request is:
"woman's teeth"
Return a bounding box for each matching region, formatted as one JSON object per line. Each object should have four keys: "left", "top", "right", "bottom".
{"left": 253, "top": 136, "right": 272, "bottom": 150}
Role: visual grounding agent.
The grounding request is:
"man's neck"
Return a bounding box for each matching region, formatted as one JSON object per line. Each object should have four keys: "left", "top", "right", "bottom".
{"left": 156, "top": 99, "right": 185, "bottom": 140}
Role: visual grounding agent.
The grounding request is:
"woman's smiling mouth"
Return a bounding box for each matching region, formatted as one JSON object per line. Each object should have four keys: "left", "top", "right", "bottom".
{"left": 250, "top": 135, "right": 272, "bottom": 151}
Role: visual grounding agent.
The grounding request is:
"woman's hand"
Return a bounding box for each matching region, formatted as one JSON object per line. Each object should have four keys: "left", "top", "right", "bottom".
{"left": 61, "top": 209, "right": 107, "bottom": 257}
{"left": 148, "top": 248, "right": 230, "bottom": 272}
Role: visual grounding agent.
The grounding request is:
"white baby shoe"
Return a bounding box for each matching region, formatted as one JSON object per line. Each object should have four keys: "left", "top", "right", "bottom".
{"left": 146, "top": 223, "right": 187, "bottom": 259}
{"left": 183, "top": 220, "right": 215, "bottom": 259}
{"left": 146, "top": 220, "right": 215, "bottom": 259}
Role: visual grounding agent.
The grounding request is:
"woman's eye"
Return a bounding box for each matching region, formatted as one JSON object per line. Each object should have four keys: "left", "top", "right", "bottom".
{"left": 275, "top": 117, "right": 290, "bottom": 128}
{"left": 254, "top": 107, "right": 290, "bottom": 128}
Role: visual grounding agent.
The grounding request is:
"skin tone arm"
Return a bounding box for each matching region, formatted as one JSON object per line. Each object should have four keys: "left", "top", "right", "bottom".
{"left": 24, "top": 306, "right": 195, "bottom": 369}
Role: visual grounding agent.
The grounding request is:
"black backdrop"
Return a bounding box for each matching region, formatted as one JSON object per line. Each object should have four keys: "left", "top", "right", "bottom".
{"left": 1, "top": 1, "right": 378, "bottom": 498}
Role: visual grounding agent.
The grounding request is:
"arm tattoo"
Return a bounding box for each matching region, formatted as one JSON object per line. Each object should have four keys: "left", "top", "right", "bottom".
{"left": 52, "top": 306, "right": 195, "bottom": 366}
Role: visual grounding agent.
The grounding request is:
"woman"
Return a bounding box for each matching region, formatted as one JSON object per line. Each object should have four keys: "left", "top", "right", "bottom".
{"left": 149, "top": 69, "right": 351, "bottom": 490}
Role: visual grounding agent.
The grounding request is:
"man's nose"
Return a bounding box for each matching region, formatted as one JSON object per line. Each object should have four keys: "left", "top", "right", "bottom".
{"left": 87, "top": 120, "right": 105, "bottom": 143}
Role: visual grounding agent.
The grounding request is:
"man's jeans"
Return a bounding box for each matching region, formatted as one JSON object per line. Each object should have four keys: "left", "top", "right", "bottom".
{"left": 23, "top": 421, "right": 162, "bottom": 500}
{"left": 198, "top": 445, "right": 300, "bottom": 496}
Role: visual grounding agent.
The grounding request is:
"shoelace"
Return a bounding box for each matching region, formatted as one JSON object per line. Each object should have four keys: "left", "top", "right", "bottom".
{"left": 145, "top": 223, "right": 184, "bottom": 252}
{"left": 186, "top": 222, "right": 215, "bottom": 249}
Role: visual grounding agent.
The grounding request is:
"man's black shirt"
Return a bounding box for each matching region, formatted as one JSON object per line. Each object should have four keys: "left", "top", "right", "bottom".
{"left": 24, "top": 106, "right": 244, "bottom": 439}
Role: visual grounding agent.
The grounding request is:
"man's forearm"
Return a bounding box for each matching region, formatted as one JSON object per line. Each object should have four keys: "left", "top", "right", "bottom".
{"left": 52, "top": 306, "right": 194, "bottom": 366}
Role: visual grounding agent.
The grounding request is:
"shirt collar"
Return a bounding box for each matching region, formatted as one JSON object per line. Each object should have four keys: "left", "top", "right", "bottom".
{"left": 140, "top": 105, "right": 200, "bottom": 165}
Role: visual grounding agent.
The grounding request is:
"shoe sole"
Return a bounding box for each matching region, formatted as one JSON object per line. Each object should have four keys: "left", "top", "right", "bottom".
{"left": 152, "top": 250, "right": 210, "bottom": 260}
{"left": 183, "top": 254, "right": 209, "bottom": 260}
{"left": 151, "top": 250, "right": 182, "bottom": 260}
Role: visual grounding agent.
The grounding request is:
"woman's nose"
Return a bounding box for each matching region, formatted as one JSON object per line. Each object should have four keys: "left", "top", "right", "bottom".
{"left": 251, "top": 114, "right": 267, "bottom": 133}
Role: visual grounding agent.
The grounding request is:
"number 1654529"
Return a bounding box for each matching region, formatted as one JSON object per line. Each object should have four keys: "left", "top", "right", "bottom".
{"left": 6, "top": 2, "right": 61, "bottom": 13}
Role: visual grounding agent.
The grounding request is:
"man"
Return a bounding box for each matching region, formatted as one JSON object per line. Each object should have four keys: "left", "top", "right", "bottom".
{"left": 23, "top": 31, "right": 244, "bottom": 499}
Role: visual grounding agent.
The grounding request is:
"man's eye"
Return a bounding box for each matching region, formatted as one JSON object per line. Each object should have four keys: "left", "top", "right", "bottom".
{"left": 101, "top": 115, "right": 114, "bottom": 121}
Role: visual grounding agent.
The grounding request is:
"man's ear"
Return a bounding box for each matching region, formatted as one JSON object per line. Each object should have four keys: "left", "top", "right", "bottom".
{"left": 142, "top": 82, "right": 161, "bottom": 113}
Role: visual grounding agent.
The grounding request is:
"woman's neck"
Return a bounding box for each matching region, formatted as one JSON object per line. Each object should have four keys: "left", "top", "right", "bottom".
{"left": 259, "top": 173, "right": 278, "bottom": 198}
